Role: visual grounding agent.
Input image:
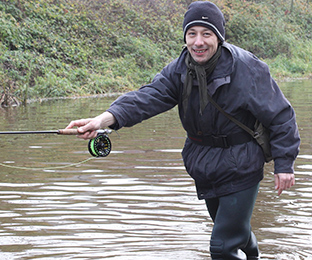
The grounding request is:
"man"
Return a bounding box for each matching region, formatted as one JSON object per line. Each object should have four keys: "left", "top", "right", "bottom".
{"left": 66, "top": 2, "right": 300, "bottom": 259}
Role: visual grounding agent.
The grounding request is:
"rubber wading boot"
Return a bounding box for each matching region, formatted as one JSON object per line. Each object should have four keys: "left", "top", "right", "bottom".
{"left": 241, "top": 231, "right": 260, "bottom": 259}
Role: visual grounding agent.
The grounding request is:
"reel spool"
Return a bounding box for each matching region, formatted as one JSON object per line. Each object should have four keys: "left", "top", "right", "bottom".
{"left": 88, "top": 133, "right": 112, "bottom": 157}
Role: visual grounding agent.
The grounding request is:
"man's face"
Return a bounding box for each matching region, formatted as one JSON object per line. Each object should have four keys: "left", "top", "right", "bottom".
{"left": 185, "top": 26, "right": 220, "bottom": 65}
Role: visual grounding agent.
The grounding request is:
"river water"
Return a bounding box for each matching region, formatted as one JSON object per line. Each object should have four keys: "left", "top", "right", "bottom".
{"left": 0, "top": 80, "right": 311, "bottom": 260}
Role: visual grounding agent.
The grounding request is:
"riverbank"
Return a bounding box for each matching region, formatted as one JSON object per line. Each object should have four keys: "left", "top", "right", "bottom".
{"left": 0, "top": 0, "right": 311, "bottom": 105}
{"left": 13, "top": 77, "right": 311, "bottom": 108}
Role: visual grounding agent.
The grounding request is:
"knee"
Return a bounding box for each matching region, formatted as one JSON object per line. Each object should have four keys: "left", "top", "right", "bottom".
{"left": 210, "top": 237, "right": 248, "bottom": 260}
{"left": 210, "top": 238, "right": 224, "bottom": 260}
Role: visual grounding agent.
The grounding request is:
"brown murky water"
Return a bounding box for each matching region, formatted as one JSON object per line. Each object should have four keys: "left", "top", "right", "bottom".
{"left": 0, "top": 80, "right": 311, "bottom": 260}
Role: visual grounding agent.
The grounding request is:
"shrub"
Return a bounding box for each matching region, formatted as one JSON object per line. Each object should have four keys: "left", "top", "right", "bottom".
{"left": 0, "top": 0, "right": 311, "bottom": 103}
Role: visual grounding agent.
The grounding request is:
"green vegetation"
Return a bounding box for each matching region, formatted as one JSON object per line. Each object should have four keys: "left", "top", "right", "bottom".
{"left": 0, "top": 0, "right": 311, "bottom": 104}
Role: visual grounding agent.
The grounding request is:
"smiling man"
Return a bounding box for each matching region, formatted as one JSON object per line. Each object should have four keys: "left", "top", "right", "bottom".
{"left": 66, "top": 2, "right": 300, "bottom": 259}
{"left": 185, "top": 26, "right": 220, "bottom": 64}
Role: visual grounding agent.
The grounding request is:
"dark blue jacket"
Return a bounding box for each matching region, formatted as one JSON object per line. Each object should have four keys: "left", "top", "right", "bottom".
{"left": 107, "top": 42, "right": 300, "bottom": 199}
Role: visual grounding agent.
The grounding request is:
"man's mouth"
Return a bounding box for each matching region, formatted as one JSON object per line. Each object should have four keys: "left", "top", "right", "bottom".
{"left": 193, "top": 49, "right": 207, "bottom": 54}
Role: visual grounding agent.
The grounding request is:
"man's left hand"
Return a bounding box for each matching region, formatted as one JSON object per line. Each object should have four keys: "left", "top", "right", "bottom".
{"left": 274, "top": 173, "right": 295, "bottom": 196}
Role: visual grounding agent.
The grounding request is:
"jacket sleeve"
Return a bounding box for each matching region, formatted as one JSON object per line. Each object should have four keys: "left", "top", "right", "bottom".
{"left": 106, "top": 62, "right": 180, "bottom": 130}
{"left": 245, "top": 59, "right": 300, "bottom": 174}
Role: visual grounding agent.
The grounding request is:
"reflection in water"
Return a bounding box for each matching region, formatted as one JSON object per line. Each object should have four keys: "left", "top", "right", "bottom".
{"left": 0, "top": 81, "right": 311, "bottom": 260}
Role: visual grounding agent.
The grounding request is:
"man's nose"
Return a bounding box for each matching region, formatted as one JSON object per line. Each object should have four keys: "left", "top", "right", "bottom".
{"left": 195, "top": 35, "right": 204, "bottom": 46}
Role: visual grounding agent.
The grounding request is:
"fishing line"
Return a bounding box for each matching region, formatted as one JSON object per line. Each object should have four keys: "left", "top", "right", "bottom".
{"left": 0, "top": 157, "right": 96, "bottom": 171}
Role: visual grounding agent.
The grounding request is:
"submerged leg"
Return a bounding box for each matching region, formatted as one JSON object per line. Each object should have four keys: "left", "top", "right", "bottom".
{"left": 205, "top": 183, "right": 260, "bottom": 260}
{"left": 241, "top": 231, "right": 260, "bottom": 259}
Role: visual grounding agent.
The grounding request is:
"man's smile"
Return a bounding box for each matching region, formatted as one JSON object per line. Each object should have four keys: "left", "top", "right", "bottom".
{"left": 193, "top": 49, "right": 207, "bottom": 54}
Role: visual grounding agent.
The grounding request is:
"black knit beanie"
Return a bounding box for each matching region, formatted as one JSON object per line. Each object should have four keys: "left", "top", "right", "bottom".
{"left": 183, "top": 1, "right": 225, "bottom": 43}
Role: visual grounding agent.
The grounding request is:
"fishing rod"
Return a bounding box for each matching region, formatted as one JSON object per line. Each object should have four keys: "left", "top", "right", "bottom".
{"left": 0, "top": 129, "right": 112, "bottom": 157}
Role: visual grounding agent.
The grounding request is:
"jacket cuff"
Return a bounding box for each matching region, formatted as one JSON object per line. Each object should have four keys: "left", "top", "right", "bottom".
{"left": 274, "top": 158, "right": 295, "bottom": 174}
{"left": 106, "top": 109, "right": 121, "bottom": 130}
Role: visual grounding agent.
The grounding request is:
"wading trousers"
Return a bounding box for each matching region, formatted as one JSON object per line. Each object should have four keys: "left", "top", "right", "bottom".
{"left": 205, "top": 183, "right": 260, "bottom": 260}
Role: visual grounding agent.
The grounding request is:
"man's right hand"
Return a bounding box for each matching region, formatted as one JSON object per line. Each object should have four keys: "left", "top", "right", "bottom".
{"left": 65, "top": 111, "right": 116, "bottom": 140}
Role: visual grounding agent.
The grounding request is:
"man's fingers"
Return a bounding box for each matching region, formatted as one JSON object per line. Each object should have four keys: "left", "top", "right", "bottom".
{"left": 76, "top": 130, "right": 98, "bottom": 140}
{"left": 65, "top": 119, "right": 92, "bottom": 130}
{"left": 275, "top": 173, "right": 295, "bottom": 196}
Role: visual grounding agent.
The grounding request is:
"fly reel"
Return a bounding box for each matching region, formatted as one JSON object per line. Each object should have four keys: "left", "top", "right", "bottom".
{"left": 88, "top": 133, "right": 112, "bottom": 157}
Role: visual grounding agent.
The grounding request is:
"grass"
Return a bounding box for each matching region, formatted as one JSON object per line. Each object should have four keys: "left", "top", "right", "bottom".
{"left": 0, "top": 0, "right": 311, "bottom": 104}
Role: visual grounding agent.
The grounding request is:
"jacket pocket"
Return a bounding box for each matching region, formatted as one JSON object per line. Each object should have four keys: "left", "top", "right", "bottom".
{"left": 230, "top": 141, "right": 264, "bottom": 172}
{"left": 182, "top": 140, "right": 238, "bottom": 184}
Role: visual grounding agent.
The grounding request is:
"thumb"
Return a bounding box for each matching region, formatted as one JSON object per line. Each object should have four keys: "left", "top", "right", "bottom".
{"left": 77, "top": 126, "right": 87, "bottom": 134}
{"left": 274, "top": 174, "right": 279, "bottom": 190}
